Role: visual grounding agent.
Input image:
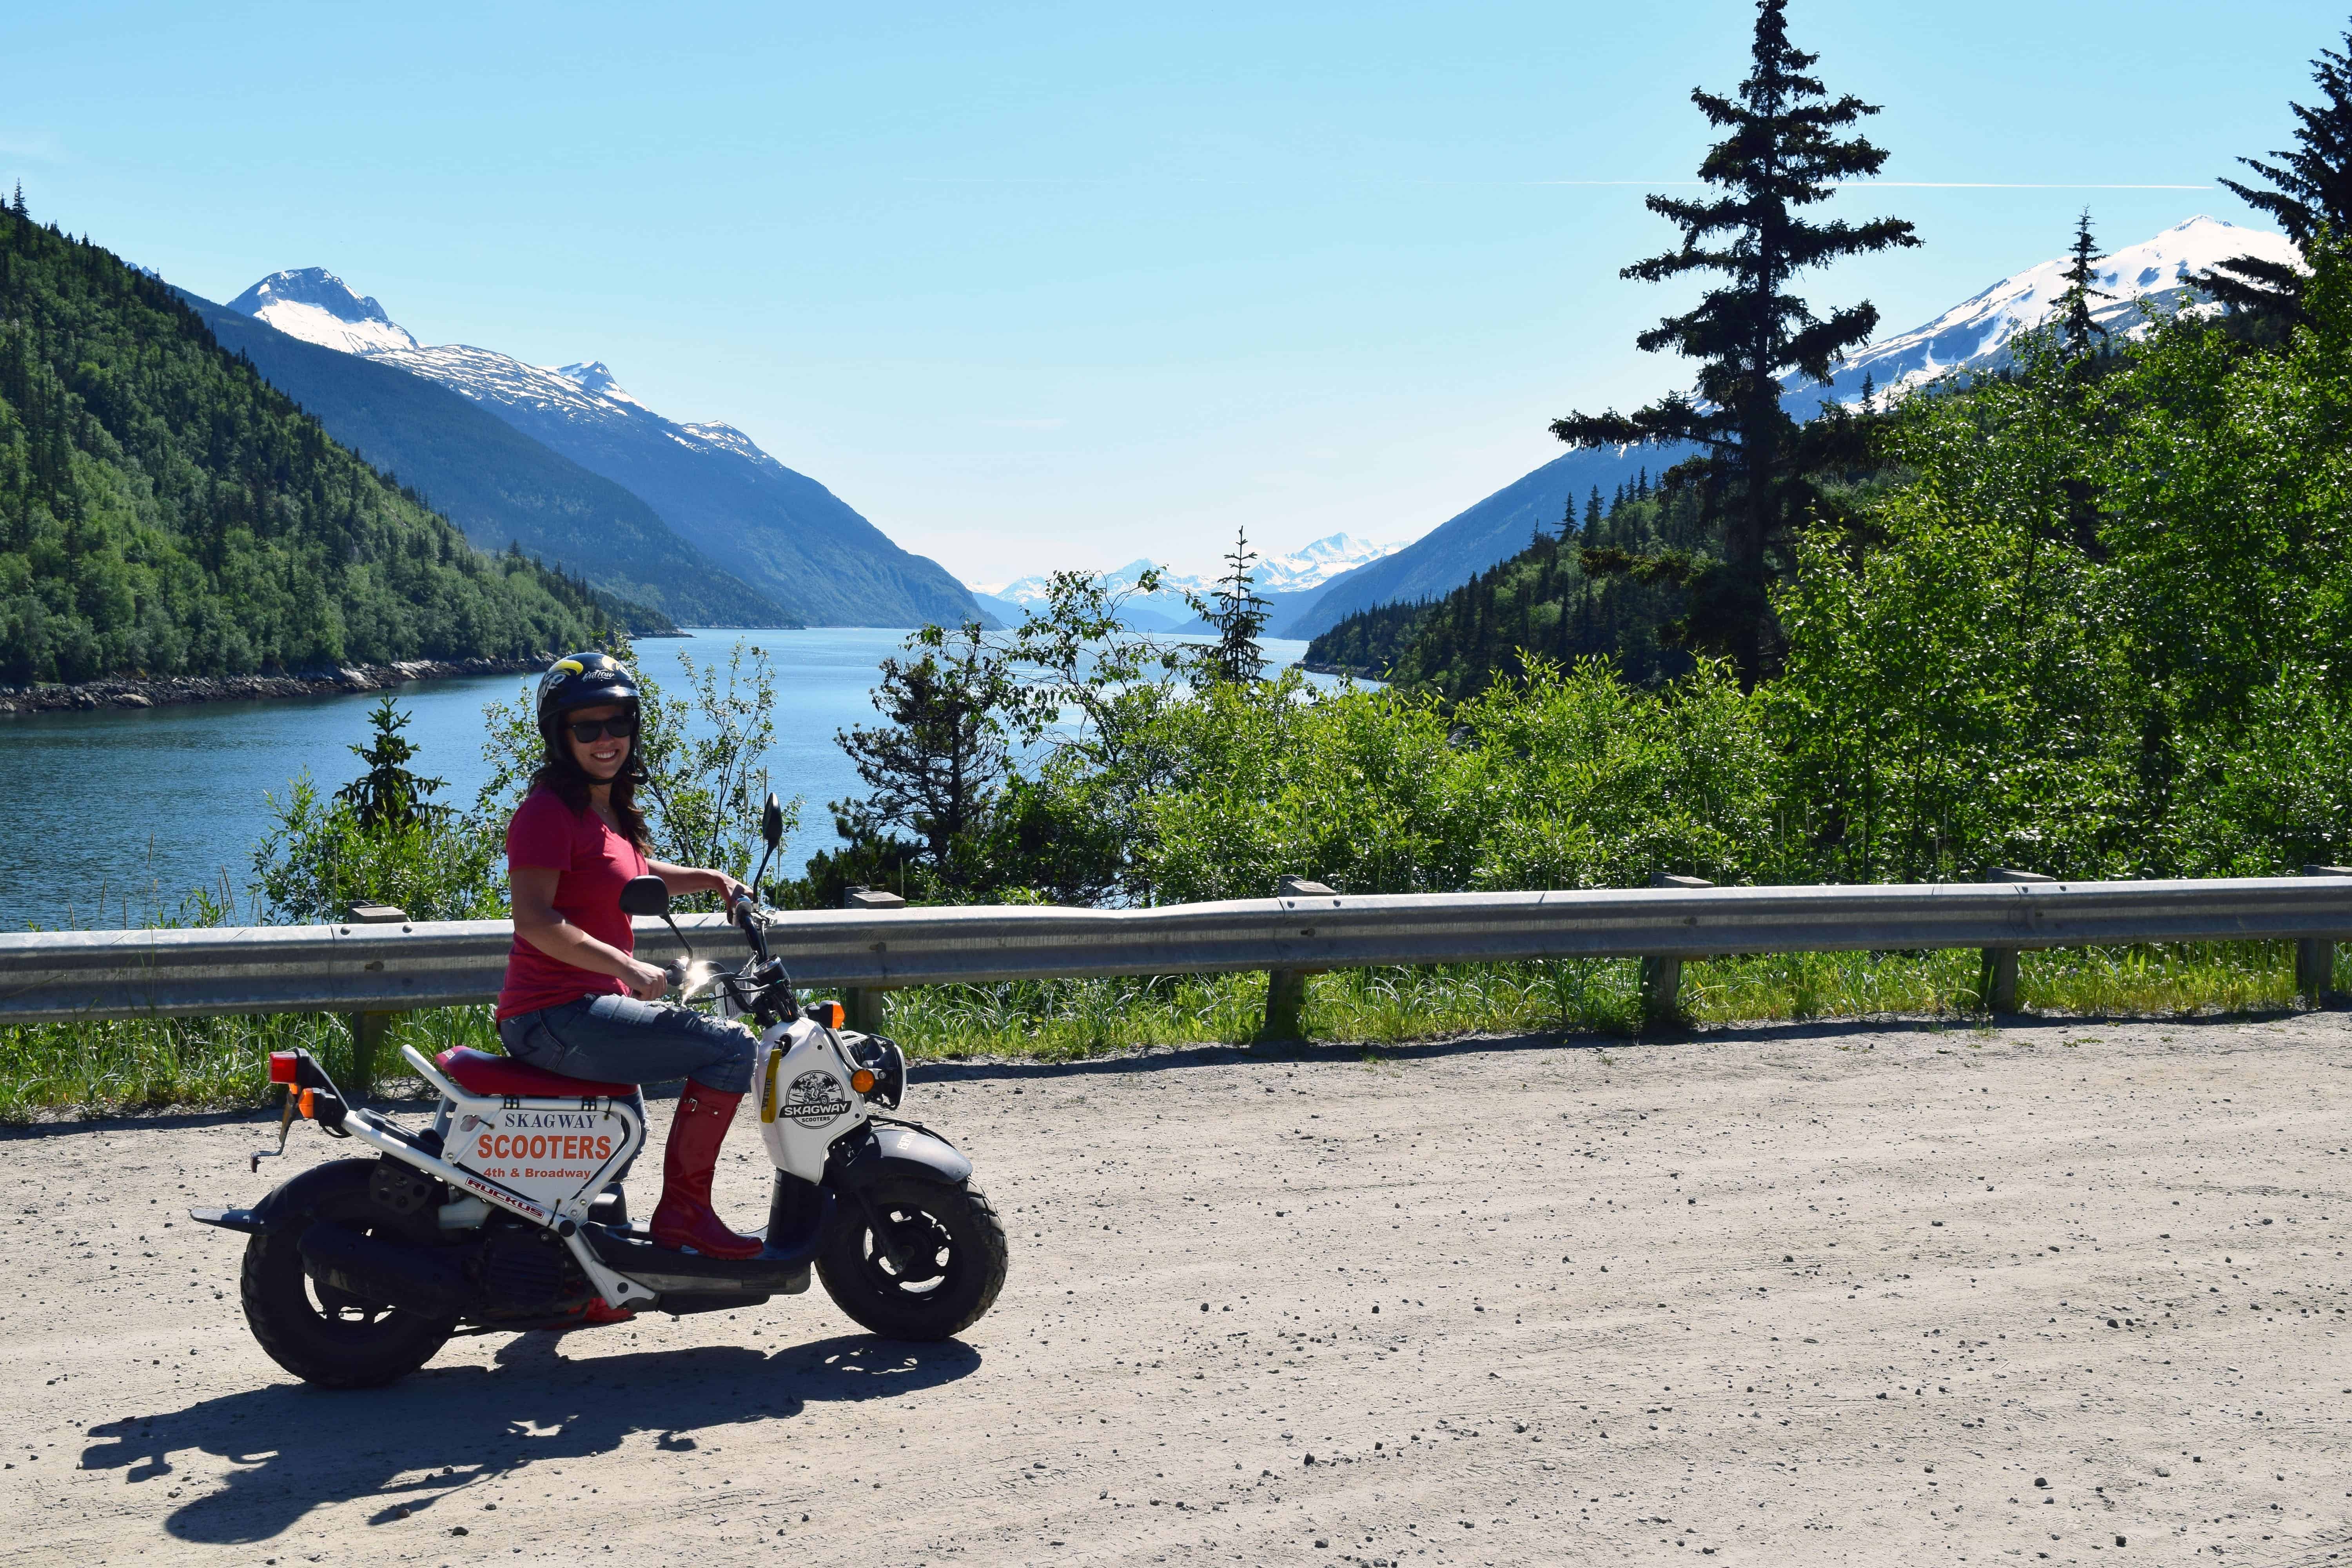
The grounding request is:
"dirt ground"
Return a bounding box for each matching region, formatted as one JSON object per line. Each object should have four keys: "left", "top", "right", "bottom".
{"left": 5, "top": 1013, "right": 2352, "bottom": 1567}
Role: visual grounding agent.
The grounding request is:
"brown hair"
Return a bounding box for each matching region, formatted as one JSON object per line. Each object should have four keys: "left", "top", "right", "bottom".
{"left": 528, "top": 722, "right": 652, "bottom": 849}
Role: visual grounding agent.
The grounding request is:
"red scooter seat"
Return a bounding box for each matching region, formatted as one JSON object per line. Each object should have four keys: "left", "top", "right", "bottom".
{"left": 435, "top": 1047, "right": 635, "bottom": 1100}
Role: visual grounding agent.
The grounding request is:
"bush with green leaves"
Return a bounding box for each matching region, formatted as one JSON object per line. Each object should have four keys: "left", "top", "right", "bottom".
{"left": 1773, "top": 238, "right": 2352, "bottom": 882}
{"left": 1136, "top": 657, "right": 1784, "bottom": 903}
{"left": 251, "top": 695, "right": 504, "bottom": 921}
{"left": 253, "top": 641, "right": 793, "bottom": 923}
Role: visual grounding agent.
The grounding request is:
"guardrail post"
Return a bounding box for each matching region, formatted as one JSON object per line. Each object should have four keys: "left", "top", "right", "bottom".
{"left": 344, "top": 904, "right": 408, "bottom": 1096}
{"left": 1640, "top": 874, "right": 1713, "bottom": 1028}
{"left": 842, "top": 886, "right": 906, "bottom": 1034}
{"left": 1263, "top": 876, "right": 1335, "bottom": 1041}
{"left": 2298, "top": 865, "right": 2352, "bottom": 1002}
{"left": 1976, "top": 869, "right": 2054, "bottom": 1013}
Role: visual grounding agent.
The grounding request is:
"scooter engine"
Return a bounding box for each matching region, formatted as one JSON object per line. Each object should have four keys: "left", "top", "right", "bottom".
{"left": 472, "top": 1219, "right": 590, "bottom": 1315}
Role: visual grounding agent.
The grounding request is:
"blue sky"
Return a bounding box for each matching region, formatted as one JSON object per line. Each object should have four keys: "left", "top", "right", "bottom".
{"left": 4, "top": 1, "right": 2344, "bottom": 583}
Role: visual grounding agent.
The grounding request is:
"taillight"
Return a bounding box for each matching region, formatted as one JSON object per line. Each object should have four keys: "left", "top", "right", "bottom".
{"left": 268, "top": 1052, "right": 299, "bottom": 1085}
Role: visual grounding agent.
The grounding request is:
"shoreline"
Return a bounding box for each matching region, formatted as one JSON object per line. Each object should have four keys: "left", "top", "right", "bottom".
{"left": 0, "top": 655, "right": 545, "bottom": 716}
{"left": 1295, "top": 657, "right": 1381, "bottom": 680}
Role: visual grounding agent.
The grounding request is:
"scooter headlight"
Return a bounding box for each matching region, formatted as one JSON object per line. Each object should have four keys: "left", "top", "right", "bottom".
{"left": 851, "top": 1036, "right": 906, "bottom": 1110}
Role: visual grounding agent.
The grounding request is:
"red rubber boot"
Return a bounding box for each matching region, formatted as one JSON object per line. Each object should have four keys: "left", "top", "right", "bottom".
{"left": 648, "top": 1087, "right": 764, "bottom": 1259}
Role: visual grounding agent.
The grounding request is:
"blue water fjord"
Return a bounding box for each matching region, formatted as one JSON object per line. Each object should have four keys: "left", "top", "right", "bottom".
{"left": 0, "top": 629, "right": 1323, "bottom": 933}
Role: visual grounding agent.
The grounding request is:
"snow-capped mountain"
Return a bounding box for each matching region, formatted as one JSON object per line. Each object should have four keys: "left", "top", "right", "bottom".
{"left": 1256, "top": 533, "right": 1402, "bottom": 593}
{"left": 976, "top": 533, "right": 1398, "bottom": 605}
{"left": 552, "top": 359, "right": 647, "bottom": 409}
{"left": 229, "top": 267, "right": 420, "bottom": 356}
{"left": 1797, "top": 216, "right": 2301, "bottom": 410}
{"left": 978, "top": 557, "right": 1184, "bottom": 611}
{"left": 181, "top": 287, "right": 788, "bottom": 628}
{"left": 223, "top": 271, "right": 980, "bottom": 627}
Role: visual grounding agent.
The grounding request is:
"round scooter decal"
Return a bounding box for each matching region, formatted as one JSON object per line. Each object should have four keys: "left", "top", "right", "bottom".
{"left": 784, "top": 1070, "right": 852, "bottom": 1127}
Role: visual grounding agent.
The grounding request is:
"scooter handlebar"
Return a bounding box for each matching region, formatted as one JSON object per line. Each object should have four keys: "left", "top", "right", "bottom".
{"left": 726, "top": 890, "right": 773, "bottom": 962}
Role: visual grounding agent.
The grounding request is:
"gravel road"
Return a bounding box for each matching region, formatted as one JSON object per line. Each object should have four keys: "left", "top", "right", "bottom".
{"left": 5, "top": 1012, "right": 2351, "bottom": 1566}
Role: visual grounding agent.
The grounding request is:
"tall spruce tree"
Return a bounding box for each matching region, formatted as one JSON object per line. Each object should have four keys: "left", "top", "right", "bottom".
{"left": 2200, "top": 24, "right": 2352, "bottom": 324}
{"left": 2052, "top": 208, "right": 2111, "bottom": 357}
{"left": 1550, "top": 0, "right": 1916, "bottom": 685}
{"left": 336, "top": 696, "right": 448, "bottom": 830}
{"left": 1196, "top": 527, "right": 1272, "bottom": 686}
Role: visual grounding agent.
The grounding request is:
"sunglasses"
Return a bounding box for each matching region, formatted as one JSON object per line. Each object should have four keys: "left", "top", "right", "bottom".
{"left": 565, "top": 715, "right": 637, "bottom": 743}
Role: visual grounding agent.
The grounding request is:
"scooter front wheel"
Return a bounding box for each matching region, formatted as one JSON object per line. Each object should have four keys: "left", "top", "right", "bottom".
{"left": 818, "top": 1174, "right": 1007, "bottom": 1341}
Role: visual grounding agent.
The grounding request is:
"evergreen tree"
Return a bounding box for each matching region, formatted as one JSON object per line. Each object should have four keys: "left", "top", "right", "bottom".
{"left": 336, "top": 695, "right": 448, "bottom": 830}
{"left": 2053, "top": 208, "right": 2111, "bottom": 356}
{"left": 2200, "top": 24, "right": 2352, "bottom": 324}
{"left": 8, "top": 183, "right": 22, "bottom": 219}
{"left": 1550, "top": 0, "right": 1916, "bottom": 685}
{"left": 835, "top": 624, "right": 1015, "bottom": 893}
{"left": 1582, "top": 487, "right": 1605, "bottom": 543}
{"left": 1196, "top": 528, "right": 1271, "bottom": 686}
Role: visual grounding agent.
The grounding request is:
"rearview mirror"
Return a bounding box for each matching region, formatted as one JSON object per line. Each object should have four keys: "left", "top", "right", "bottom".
{"left": 762, "top": 793, "right": 784, "bottom": 849}
{"left": 618, "top": 875, "right": 671, "bottom": 917}
{"left": 619, "top": 873, "right": 693, "bottom": 963}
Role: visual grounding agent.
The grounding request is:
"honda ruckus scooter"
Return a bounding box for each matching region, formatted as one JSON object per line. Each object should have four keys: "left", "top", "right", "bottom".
{"left": 189, "top": 795, "right": 1007, "bottom": 1388}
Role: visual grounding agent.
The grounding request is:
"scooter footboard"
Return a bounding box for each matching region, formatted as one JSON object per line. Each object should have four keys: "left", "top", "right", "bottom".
{"left": 583, "top": 1218, "right": 819, "bottom": 1298}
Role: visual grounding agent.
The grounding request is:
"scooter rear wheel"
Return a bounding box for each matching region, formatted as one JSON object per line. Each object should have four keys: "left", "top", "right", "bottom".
{"left": 240, "top": 1160, "right": 457, "bottom": 1388}
{"left": 817, "top": 1174, "right": 1007, "bottom": 1341}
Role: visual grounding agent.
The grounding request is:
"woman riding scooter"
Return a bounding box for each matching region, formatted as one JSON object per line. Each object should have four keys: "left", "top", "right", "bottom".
{"left": 493, "top": 651, "right": 766, "bottom": 1261}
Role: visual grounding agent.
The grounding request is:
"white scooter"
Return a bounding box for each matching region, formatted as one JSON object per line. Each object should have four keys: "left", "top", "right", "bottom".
{"left": 191, "top": 795, "right": 1007, "bottom": 1388}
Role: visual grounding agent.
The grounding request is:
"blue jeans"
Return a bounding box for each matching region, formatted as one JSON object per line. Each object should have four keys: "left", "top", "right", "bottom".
{"left": 497, "top": 992, "right": 757, "bottom": 1096}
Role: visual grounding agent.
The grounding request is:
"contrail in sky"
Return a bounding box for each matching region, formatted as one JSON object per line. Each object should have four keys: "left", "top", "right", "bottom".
{"left": 906, "top": 176, "right": 2213, "bottom": 190}
{"left": 1530, "top": 180, "right": 2212, "bottom": 190}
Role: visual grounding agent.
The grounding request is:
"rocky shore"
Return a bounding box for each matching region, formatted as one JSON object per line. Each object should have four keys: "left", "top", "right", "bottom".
{"left": 0, "top": 655, "right": 544, "bottom": 715}
{"left": 1297, "top": 657, "right": 1380, "bottom": 680}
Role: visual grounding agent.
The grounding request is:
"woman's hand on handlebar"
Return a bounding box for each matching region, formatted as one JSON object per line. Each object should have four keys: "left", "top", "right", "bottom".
{"left": 646, "top": 860, "right": 752, "bottom": 911}
{"left": 624, "top": 958, "right": 670, "bottom": 1002}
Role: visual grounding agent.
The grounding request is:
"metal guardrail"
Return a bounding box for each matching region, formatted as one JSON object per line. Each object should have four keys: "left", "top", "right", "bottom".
{"left": 4, "top": 873, "right": 2350, "bottom": 1027}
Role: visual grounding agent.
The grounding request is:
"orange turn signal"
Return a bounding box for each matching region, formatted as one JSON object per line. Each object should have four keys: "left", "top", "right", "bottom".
{"left": 297, "top": 1088, "right": 318, "bottom": 1120}
{"left": 851, "top": 1068, "right": 877, "bottom": 1095}
{"left": 811, "top": 1001, "right": 845, "bottom": 1028}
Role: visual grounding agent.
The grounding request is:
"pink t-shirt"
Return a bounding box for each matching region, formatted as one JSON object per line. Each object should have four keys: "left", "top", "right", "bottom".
{"left": 496, "top": 788, "right": 651, "bottom": 1019}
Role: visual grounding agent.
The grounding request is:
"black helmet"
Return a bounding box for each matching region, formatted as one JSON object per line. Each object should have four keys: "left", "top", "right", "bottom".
{"left": 536, "top": 651, "right": 641, "bottom": 740}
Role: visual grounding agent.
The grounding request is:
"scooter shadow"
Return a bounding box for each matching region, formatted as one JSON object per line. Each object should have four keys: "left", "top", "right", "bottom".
{"left": 79, "top": 1330, "right": 980, "bottom": 1545}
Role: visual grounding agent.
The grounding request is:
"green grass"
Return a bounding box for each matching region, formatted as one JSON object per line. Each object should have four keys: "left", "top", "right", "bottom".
{"left": 0, "top": 1005, "right": 499, "bottom": 1122}
{"left": 0, "top": 940, "right": 2324, "bottom": 1120}
{"left": 1682, "top": 941, "right": 2304, "bottom": 1024}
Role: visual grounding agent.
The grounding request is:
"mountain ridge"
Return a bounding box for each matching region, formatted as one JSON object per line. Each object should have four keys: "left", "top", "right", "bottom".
{"left": 232, "top": 269, "right": 982, "bottom": 628}
{"left": 180, "top": 289, "right": 789, "bottom": 630}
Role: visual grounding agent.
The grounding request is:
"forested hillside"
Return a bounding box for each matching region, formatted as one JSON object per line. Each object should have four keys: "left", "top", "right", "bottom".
{"left": 1305, "top": 471, "right": 1704, "bottom": 697}
{"left": 0, "top": 205, "right": 618, "bottom": 683}
{"left": 1274, "top": 443, "right": 1675, "bottom": 640}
